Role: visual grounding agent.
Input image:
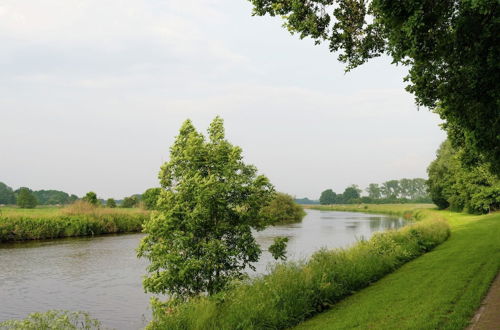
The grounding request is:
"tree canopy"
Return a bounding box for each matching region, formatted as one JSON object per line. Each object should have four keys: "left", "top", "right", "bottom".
{"left": 249, "top": 0, "right": 500, "bottom": 173}
{"left": 141, "top": 188, "right": 162, "bottom": 210}
{"left": 427, "top": 139, "right": 499, "bottom": 213}
{"left": 319, "top": 189, "right": 337, "bottom": 205}
{"left": 138, "top": 117, "right": 280, "bottom": 300}
{"left": 0, "top": 182, "right": 16, "bottom": 205}
{"left": 82, "top": 192, "right": 99, "bottom": 206}
{"left": 16, "top": 187, "right": 38, "bottom": 209}
{"left": 106, "top": 198, "right": 117, "bottom": 208}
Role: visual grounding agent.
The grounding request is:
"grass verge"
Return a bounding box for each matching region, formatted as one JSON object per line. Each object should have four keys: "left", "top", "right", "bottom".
{"left": 146, "top": 205, "right": 450, "bottom": 330}
{"left": 295, "top": 209, "right": 500, "bottom": 329}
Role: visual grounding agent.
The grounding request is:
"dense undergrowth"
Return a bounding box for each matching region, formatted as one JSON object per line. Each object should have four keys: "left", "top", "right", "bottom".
{"left": 0, "top": 204, "right": 148, "bottom": 242}
{"left": 146, "top": 207, "right": 450, "bottom": 330}
{"left": 0, "top": 310, "right": 101, "bottom": 330}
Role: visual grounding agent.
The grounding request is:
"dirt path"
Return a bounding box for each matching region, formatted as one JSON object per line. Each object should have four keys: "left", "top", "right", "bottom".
{"left": 468, "top": 272, "right": 500, "bottom": 330}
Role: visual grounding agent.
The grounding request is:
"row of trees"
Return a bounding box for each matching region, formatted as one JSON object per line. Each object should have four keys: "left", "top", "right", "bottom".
{"left": 0, "top": 183, "right": 78, "bottom": 207}
{"left": 319, "top": 178, "right": 430, "bottom": 205}
{"left": 82, "top": 188, "right": 162, "bottom": 210}
{"left": 427, "top": 140, "right": 499, "bottom": 214}
{"left": 0, "top": 181, "right": 163, "bottom": 210}
{"left": 0, "top": 184, "right": 76, "bottom": 209}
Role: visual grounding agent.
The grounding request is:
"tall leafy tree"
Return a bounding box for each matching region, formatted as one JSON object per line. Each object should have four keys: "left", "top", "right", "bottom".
{"left": 0, "top": 182, "right": 16, "bottom": 205}
{"left": 366, "top": 183, "right": 381, "bottom": 199}
{"left": 427, "top": 139, "right": 499, "bottom": 213}
{"left": 141, "top": 188, "right": 162, "bottom": 210}
{"left": 248, "top": 0, "right": 500, "bottom": 174}
{"left": 342, "top": 185, "right": 361, "bottom": 203}
{"left": 106, "top": 198, "right": 117, "bottom": 208}
{"left": 138, "top": 117, "right": 279, "bottom": 300}
{"left": 122, "top": 195, "right": 139, "bottom": 208}
{"left": 381, "top": 180, "right": 401, "bottom": 199}
{"left": 319, "top": 189, "right": 336, "bottom": 205}
{"left": 16, "top": 187, "right": 38, "bottom": 209}
{"left": 82, "top": 192, "right": 99, "bottom": 206}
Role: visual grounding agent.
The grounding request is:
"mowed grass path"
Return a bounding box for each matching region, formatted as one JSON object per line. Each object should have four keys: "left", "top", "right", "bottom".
{"left": 295, "top": 210, "right": 500, "bottom": 329}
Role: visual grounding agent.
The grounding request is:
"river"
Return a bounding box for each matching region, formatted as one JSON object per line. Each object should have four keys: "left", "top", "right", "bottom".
{"left": 0, "top": 209, "right": 406, "bottom": 329}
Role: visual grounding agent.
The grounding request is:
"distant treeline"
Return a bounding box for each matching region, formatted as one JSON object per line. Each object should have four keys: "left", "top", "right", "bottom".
{"left": 319, "top": 178, "right": 431, "bottom": 205}
{"left": 0, "top": 181, "right": 163, "bottom": 210}
{"left": 294, "top": 197, "right": 319, "bottom": 205}
{"left": 0, "top": 183, "right": 78, "bottom": 207}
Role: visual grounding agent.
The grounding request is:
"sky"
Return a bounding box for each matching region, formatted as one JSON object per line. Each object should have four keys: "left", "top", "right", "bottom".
{"left": 0, "top": 0, "right": 446, "bottom": 200}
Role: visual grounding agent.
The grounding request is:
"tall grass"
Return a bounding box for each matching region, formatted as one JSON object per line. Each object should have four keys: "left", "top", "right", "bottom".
{"left": 0, "top": 202, "right": 149, "bottom": 242}
{"left": 146, "top": 211, "right": 450, "bottom": 330}
{"left": 0, "top": 310, "right": 101, "bottom": 330}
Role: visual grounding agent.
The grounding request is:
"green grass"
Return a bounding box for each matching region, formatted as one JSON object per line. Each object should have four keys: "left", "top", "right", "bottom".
{"left": 306, "top": 203, "right": 435, "bottom": 219}
{"left": 0, "top": 206, "right": 149, "bottom": 242}
{"left": 295, "top": 209, "right": 500, "bottom": 330}
{"left": 145, "top": 205, "right": 450, "bottom": 330}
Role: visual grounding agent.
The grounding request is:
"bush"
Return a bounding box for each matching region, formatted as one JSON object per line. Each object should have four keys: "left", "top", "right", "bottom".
{"left": 0, "top": 310, "right": 101, "bottom": 329}
{"left": 146, "top": 213, "right": 450, "bottom": 329}
{"left": 260, "top": 193, "right": 306, "bottom": 224}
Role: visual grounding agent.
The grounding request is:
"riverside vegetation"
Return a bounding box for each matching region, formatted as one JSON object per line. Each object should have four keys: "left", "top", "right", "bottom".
{"left": 296, "top": 205, "right": 500, "bottom": 329}
{"left": 0, "top": 201, "right": 148, "bottom": 242}
{"left": 145, "top": 205, "right": 450, "bottom": 329}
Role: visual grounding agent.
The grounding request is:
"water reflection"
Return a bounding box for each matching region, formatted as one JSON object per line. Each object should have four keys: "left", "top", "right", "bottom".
{"left": 0, "top": 209, "right": 406, "bottom": 330}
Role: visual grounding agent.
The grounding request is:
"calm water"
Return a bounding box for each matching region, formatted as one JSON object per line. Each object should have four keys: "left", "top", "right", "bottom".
{"left": 0, "top": 210, "right": 405, "bottom": 329}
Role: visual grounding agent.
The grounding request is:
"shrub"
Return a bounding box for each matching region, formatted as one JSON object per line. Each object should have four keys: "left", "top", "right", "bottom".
{"left": 260, "top": 193, "right": 306, "bottom": 224}
{"left": 0, "top": 310, "right": 101, "bottom": 329}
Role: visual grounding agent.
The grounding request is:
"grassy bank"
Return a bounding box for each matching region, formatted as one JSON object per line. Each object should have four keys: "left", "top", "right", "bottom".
{"left": 146, "top": 205, "right": 450, "bottom": 329}
{"left": 295, "top": 208, "right": 500, "bottom": 329}
{"left": 306, "top": 203, "right": 434, "bottom": 219}
{"left": 0, "top": 206, "right": 149, "bottom": 242}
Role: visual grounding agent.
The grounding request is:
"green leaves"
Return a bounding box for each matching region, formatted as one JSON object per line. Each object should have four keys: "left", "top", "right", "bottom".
{"left": 139, "top": 116, "right": 276, "bottom": 299}
{"left": 249, "top": 0, "right": 500, "bottom": 174}
{"left": 269, "top": 236, "right": 289, "bottom": 260}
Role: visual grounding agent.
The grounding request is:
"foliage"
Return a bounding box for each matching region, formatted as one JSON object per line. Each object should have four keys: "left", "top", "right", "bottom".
{"left": 0, "top": 208, "right": 148, "bottom": 242}
{"left": 269, "top": 236, "right": 289, "bottom": 261}
{"left": 294, "top": 197, "right": 319, "bottom": 205}
{"left": 142, "top": 188, "right": 162, "bottom": 210}
{"left": 0, "top": 310, "right": 101, "bottom": 330}
{"left": 248, "top": 0, "right": 500, "bottom": 174}
{"left": 296, "top": 211, "right": 500, "bottom": 330}
{"left": 82, "top": 192, "right": 99, "bottom": 206}
{"left": 32, "top": 190, "right": 78, "bottom": 205}
{"left": 260, "top": 192, "right": 306, "bottom": 224}
{"left": 319, "top": 189, "right": 336, "bottom": 205}
{"left": 366, "top": 183, "right": 381, "bottom": 200}
{"left": 0, "top": 182, "right": 16, "bottom": 205}
{"left": 138, "top": 117, "right": 276, "bottom": 300}
{"left": 427, "top": 139, "right": 499, "bottom": 214}
{"left": 106, "top": 198, "right": 117, "bottom": 208}
{"left": 341, "top": 185, "right": 361, "bottom": 203}
{"left": 320, "top": 179, "right": 430, "bottom": 205}
{"left": 16, "top": 187, "right": 38, "bottom": 209}
{"left": 122, "top": 195, "right": 139, "bottom": 208}
{"left": 145, "top": 209, "right": 449, "bottom": 330}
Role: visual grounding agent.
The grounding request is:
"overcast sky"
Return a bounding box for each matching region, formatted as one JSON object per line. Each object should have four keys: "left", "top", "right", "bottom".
{"left": 0, "top": 0, "right": 446, "bottom": 200}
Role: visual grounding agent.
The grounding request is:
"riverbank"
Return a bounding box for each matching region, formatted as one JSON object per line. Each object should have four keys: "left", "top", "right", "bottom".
{"left": 0, "top": 206, "right": 149, "bottom": 242}
{"left": 146, "top": 205, "right": 450, "bottom": 329}
{"left": 295, "top": 206, "right": 500, "bottom": 329}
